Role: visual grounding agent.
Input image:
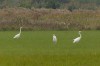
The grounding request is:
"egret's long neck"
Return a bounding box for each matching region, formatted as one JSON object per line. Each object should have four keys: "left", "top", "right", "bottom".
{"left": 79, "top": 32, "right": 81, "bottom": 38}
{"left": 19, "top": 28, "right": 22, "bottom": 34}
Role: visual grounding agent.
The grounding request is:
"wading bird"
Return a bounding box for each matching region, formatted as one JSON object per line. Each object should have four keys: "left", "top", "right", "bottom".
{"left": 73, "top": 31, "right": 82, "bottom": 43}
{"left": 53, "top": 34, "right": 57, "bottom": 44}
{"left": 13, "top": 27, "right": 22, "bottom": 39}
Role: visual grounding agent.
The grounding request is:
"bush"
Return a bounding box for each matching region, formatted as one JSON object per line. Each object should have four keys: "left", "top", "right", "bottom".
{"left": 68, "top": 5, "right": 77, "bottom": 12}
{"left": 19, "top": 0, "right": 32, "bottom": 9}
{"left": 45, "top": 0, "right": 60, "bottom": 9}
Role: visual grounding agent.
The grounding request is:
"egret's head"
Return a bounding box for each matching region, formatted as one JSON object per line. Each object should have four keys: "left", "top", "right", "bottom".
{"left": 53, "top": 34, "right": 55, "bottom": 36}
{"left": 79, "top": 31, "right": 81, "bottom": 33}
{"left": 20, "top": 27, "right": 23, "bottom": 28}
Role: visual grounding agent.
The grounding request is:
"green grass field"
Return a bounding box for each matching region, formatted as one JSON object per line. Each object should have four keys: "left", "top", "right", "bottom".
{"left": 0, "top": 31, "right": 100, "bottom": 66}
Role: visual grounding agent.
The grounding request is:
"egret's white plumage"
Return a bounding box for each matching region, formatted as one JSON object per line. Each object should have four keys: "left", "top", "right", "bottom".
{"left": 73, "top": 31, "right": 82, "bottom": 43}
{"left": 53, "top": 34, "right": 57, "bottom": 44}
{"left": 13, "top": 27, "right": 22, "bottom": 39}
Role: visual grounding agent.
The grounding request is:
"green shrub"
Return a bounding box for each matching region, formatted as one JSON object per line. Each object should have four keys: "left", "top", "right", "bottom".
{"left": 45, "top": 0, "right": 60, "bottom": 9}
{"left": 68, "top": 4, "right": 78, "bottom": 12}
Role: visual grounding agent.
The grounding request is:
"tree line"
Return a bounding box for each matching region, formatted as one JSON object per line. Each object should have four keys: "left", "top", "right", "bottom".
{"left": 0, "top": 0, "right": 100, "bottom": 11}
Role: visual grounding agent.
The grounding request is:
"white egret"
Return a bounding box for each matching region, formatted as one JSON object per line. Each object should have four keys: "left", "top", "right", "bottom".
{"left": 53, "top": 34, "right": 57, "bottom": 44}
{"left": 13, "top": 27, "right": 22, "bottom": 39}
{"left": 73, "top": 31, "right": 82, "bottom": 43}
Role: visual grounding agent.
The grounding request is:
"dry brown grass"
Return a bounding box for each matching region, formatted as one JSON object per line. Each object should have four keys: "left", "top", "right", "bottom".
{"left": 0, "top": 7, "right": 100, "bottom": 30}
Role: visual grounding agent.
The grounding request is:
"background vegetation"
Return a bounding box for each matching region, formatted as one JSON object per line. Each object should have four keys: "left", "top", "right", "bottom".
{"left": 0, "top": 0, "right": 100, "bottom": 10}
{"left": 0, "top": 0, "right": 100, "bottom": 30}
{"left": 0, "top": 8, "right": 100, "bottom": 30}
